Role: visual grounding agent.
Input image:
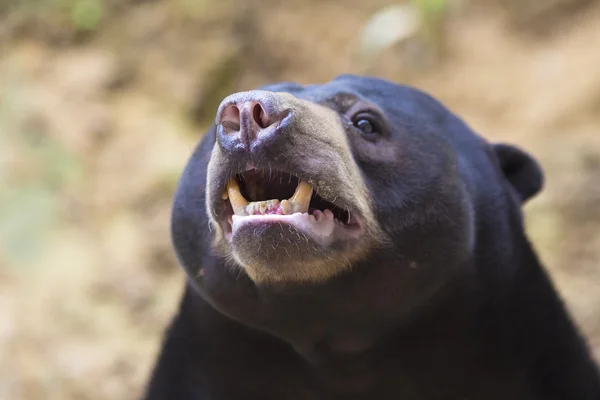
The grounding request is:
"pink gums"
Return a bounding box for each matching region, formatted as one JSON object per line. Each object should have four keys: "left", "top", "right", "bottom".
{"left": 250, "top": 203, "right": 284, "bottom": 215}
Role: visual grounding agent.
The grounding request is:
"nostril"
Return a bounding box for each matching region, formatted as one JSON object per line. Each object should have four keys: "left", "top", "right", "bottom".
{"left": 216, "top": 91, "right": 284, "bottom": 152}
{"left": 252, "top": 102, "right": 270, "bottom": 129}
{"left": 221, "top": 105, "right": 241, "bottom": 132}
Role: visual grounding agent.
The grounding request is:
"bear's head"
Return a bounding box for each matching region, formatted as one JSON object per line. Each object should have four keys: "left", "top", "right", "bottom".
{"left": 171, "top": 75, "right": 543, "bottom": 340}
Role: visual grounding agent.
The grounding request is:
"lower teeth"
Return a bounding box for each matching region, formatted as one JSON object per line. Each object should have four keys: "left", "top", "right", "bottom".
{"left": 281, "top": 199, "right": 292, "bottom": 215}
{"left": 227, "top": 178, "right": 313, "bottom": 216}
{"left": 246, "top": 199, "right": 280, "bottom": 215}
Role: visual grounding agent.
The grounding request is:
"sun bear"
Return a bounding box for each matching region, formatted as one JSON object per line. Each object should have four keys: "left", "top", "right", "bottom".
{"left": 142, "top": 75, "right": 600, "bottom": 399}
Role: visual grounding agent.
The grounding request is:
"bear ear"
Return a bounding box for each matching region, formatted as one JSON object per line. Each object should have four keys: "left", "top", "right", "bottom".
{"left": 492, "top": 143, "right": 545, "bottom": 203}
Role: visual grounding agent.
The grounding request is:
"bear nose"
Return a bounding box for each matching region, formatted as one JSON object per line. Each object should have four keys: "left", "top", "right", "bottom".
{"left": 215, "top": 90, "right": 289, "bottom": 153}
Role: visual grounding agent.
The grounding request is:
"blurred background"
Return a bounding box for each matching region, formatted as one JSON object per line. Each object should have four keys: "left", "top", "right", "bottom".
{"left": 1, "top": 0, "right": 599, "bottom": 398}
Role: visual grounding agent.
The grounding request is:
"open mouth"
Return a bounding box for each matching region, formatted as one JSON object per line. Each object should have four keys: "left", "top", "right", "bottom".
{"left": 219, "top": 169, "right": 363, "bottom": 242}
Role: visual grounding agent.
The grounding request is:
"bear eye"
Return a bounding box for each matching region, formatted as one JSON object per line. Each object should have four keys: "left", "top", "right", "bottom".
{"left": 352, "top": 113, "right": 381, "bottom": 140}
{"left": 355, "top": 119, "right": 374, "bottom": 134}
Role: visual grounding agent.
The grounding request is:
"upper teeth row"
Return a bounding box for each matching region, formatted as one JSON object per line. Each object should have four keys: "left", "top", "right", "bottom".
{"left": 223, "top": 179, "right": 313, "bottom": 216}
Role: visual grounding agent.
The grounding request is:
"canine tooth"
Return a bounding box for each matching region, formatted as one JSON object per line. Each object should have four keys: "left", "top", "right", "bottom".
{"left": 222, "top": 190, "right": 229, "bottom": 200}
{"left": 281, "top": 199, "right": 292, "bottom": 215}
{"left": 260, "top": 201, "right": 267, "bottom": 215}
{"left": 290, "top": 180, "right": 313, "bottom": 213}
{"left": 227, "top": 179, "right": 248, "bottom": 216}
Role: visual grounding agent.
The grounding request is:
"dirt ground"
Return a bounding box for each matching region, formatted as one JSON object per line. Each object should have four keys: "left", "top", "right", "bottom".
{"left": 1, "top": 1, "right": 599, "bottom": 399}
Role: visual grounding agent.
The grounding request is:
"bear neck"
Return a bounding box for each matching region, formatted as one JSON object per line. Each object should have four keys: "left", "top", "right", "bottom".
{"left": 294, "top": 232, "right": 600, "bottom": 396}
{"left": 175, "top": 228, "right": 600, "bottom": 398}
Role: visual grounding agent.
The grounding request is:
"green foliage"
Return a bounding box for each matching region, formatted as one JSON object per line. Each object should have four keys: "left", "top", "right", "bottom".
{"left": 3, "top": 0, "right": 105, "bottom": 32}
{"left": 411, "top": 0, "right": 448, "bottom": 16}
{"left": 0, "top": 186, "right": 59, "bottom": 266}
{"left": 0, "top": 83, "right": 82, "bottom": 268}
{"left": 69, "top": 0, "right": 104, "bottom": 31}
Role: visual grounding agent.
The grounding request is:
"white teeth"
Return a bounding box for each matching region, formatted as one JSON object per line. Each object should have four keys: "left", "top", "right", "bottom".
{"left": 227, "top": 179, "right": 248, "bottom": 216}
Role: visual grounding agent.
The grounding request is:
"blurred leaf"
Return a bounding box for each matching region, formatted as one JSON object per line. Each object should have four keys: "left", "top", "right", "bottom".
{"left": 176, "top": 0, "right": 211, "bottom": 17}
{"left": 0, "top": 79, "right": 82, "bottom": 268}
{"left": 0, "top": 186, "right": 58, "bottom": 267}
{"left": 412, "top": 0, "right": 448, "bottom": 16}
{"left": 0, "top": 133, "right": 81, "bottom": 267}
{"left": 70, "top": 0, "right": 104, "bottom": 31}
{"left": 358, "top": 4, "right": 422, "bottom": 58}
{"left": 22, "top": 130, "right": 82, "bottom": 189}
